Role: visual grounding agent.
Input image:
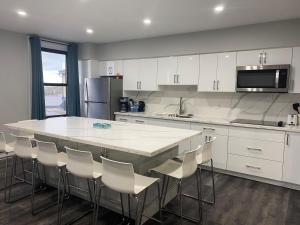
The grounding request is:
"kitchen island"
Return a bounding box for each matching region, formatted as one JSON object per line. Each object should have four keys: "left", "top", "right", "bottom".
{"left": 5, "top": 117, "right": 201, "bottom": 223}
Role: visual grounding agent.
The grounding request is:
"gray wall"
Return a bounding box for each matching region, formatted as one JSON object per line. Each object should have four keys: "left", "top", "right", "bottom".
{"left": 0, "top": 29, "right": 30, "bottom": 124}
{"left": 79, "top": 19, "right": 300, "bottom": 61}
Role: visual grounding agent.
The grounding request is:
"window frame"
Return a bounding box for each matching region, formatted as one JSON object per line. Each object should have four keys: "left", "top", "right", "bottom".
{"left": 41, "top": 47, "right": 68, "bottom": 118}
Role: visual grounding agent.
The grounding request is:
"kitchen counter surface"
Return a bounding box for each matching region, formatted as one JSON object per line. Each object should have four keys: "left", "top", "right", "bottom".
{"left": 5, "top": 117, "right": 200, "bottom": 157}
{"left": 115, "top": 112, "right": 300, "bottom": 133}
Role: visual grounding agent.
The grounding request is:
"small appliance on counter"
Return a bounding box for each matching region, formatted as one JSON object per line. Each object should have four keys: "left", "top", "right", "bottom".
{"left": 119, "top": 97, "right": 129, "bottom": 112}
{"left": 287, "top": 114, "right": 298, "bottom": 126}
{"left": 137, "top": 101, "right": 145, "bottom": 112}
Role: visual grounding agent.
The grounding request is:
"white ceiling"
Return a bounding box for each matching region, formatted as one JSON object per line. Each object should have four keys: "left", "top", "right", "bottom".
{"left": 0, "top": 0, "right": 300, "bottom": 43}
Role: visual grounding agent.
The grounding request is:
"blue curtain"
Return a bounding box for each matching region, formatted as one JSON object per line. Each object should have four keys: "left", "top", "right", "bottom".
{"left": 30, "top": 36, "right": 46, "bottom": 120}
{"left": 66, "top": 43, "right": 80, "bottom": 116}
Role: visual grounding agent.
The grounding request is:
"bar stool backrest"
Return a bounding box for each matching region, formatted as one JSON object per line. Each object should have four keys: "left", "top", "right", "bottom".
{"left": 36, "top": 140, "right": 58, "bottom": 167}
{"left": 0, "top": 132, "right": 6, "bottom": 152}
{"left": 65, "top": 147, "right": 94, "bottom": 179}
{"left": 101, "top": 156, "right": 135, "bottom": 194}
{"left": 182, "top": 147, "right": 199, "bottom": 178}
{"left": 199, "top": 136, "right": 216, "bottom": 164}
{"left": 12, "top": 135, "right": 33, "bottom": 158}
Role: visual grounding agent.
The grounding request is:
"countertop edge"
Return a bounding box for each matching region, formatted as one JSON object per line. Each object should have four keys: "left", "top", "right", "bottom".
{"left": 114, "top": 112, "right": 300, "bottom": 133}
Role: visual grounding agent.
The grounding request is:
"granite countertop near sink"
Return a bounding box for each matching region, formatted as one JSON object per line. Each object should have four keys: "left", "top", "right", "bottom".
{"left": 114, "top": 112, "right": 300, "bottom": 133}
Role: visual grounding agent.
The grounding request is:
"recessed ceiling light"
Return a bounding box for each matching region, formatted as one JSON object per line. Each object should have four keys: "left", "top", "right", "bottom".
{"left": 214, "top": 5, "right": 224, "bottom": 13}
{"left": 17, "top": 10, "right": 27, "bottom": 17}
{"left": 143, "top": 18, "right": 152, "bottom": 25}
{"left": 86, "top": 28, "right": 94, "bottom": 34}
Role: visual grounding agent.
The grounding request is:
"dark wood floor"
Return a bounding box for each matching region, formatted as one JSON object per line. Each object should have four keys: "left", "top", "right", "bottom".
{"left": 0, "top": 171, "right": 299, "bottom": 225}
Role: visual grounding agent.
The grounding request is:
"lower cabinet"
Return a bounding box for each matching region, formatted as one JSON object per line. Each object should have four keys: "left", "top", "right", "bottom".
{"left": 227, "top": 127, "right": 285, "bottom": 181}
{"left": 116, "top": 114, "right": 300, "bottom": 187}
{"left": 227, "top": 154, "right": 283, "bottom": 181}
{"left": 283, "top": 132, "right": 300, "bottom": 185}
{"left": 190, "top": 123, "right": 228, "bottom": 170}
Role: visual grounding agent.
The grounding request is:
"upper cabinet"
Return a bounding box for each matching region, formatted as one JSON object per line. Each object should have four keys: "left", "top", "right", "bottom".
{"left": 237, "top": 48, "right": 292, "bottom": 66}
{"left": 123, "top": 58, "right": 158, "bottom": 91}
{"left": 157, "top": 55, "right": 199, "bottom": 85}
{"left": 99, "top": 60, "right": 124, "bottom": 76}
{"left": 198, "top": 52, "right": 237, "bottom": 92}
{"left": 290, "top": 47, "right": 300, "bottom": 93}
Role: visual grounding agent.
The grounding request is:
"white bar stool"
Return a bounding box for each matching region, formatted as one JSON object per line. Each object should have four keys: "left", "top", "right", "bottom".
{"left": 98, "top": 156, "right": 161, "bottom": 225}
{"left": 176, "top": 136, "right": 217, "bottom": 204}
{"left": 33, "top": 140, "right": 68, "bottom": 220}
{"left": 59, "top": 147, "right": 102, "bottom": 225}
{"left": 150, "top": 147, "right": 202, "bottom": 224}
{"left": 0, "top": 132, "right": 15, "bottom": 195}
{"left": 6, "top": 135, "right": 39, "bottom": 211}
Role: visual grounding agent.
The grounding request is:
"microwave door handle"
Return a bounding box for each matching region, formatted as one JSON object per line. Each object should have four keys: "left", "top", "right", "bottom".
{"left": 275, "top": 70, "right": 279, "bottom": 88}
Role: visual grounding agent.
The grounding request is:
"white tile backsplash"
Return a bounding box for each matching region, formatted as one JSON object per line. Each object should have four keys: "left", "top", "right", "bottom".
{"left": 125, "top": 87, "right": 300, "bottom": 122}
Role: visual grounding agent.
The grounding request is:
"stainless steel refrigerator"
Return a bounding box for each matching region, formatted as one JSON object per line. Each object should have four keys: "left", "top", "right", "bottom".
{"left": 84, "top": 77, "right": 123, "bottom": 120}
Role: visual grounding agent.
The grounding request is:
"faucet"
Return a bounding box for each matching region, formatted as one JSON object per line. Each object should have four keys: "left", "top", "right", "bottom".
{"left": 179, "top": 97, "right": 184, "bottom": 115}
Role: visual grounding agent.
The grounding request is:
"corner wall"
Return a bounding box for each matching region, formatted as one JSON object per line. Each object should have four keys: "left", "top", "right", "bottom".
{"left": 0, "top": 29, "right": 30, "bottom": 124}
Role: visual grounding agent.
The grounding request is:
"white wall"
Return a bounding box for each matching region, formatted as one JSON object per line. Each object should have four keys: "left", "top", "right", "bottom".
{"left": 0, "top": 29, "right": 30, "bottom": 124}
{"left": 78, "top": 19, "right": 300, "bottom": 61}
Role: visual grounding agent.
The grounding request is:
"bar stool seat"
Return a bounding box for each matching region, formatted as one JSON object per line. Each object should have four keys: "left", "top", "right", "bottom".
{"left": 93, "top": 161, "right": 103, "bottom": 179}
{"left": 150, "top": 159, "right": 183, "bottom": 179}
{"left": 150, "top": 146, "right": 202, "bottom": 225}
{"left": 98, "top": 157, "right": 161, "bottom": 225}
{"left": 57, "top": 152, "right": 67, "bottom": 167}
{"left": 133, "top": 173, "right": 158, "bottom": 195}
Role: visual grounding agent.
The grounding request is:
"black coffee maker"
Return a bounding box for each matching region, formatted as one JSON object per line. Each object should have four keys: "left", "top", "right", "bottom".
{"left": 119, "top": 97, "right": 129, "bottom": 112}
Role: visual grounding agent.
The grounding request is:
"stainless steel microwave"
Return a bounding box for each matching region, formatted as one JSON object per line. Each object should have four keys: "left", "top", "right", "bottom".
{"left": 236, "top": 65, "right": 290, "bottom": 93}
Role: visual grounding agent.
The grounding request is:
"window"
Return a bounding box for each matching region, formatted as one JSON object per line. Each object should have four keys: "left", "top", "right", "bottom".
{"left": 41, "top": 48, "right": 67, "bottom": 117}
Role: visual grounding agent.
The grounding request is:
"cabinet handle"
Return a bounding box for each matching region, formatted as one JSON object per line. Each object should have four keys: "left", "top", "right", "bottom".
{"left": 264, "top": 52, "right": 267, "bottom": 64}
{"left": 213, "top": 80, "right": 216, "bottom": 90}
{"left": 135, "top": 120, "right": 145, "bottom": 124}
{"left": 259, "top": 53, "right": 262, "bottom": 64}
{"left": 286, "top": 134, "right": 289, "bottom": 146}
{"left": 217, "top": 80, "right": 219, "bottom": 90}
{"left": 136, "top": 81, "right": 139, "bottom": 90}
{"left": 174, "top": 75, "right": 176, "bottom": 84}
{"left": 203, "top": 127, "right": 215, "bottom": 132}
{"left": 119, "top": 118, "right": 128, "bottom": 122}
{"left": 139, "top": 81, "right": 142, "bottom": 90}
{"left": 177, "top": 75, "right": 179, "bottom": 84}
{"left": 245, "top": 165, "right": 261, "bottom": 170}
{"left": 247, "top": 147, "right": 262, "bottom": 152}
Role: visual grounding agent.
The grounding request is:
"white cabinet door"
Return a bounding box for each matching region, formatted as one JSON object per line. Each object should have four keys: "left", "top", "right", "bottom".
{"left": 291, "top": 47, "right": 300, "bottom": 93}
{"left": 157, "top": 57, "right": 178, "bottom": 85}
{"left": 263, "top": 48, "right": 292, "bottom": 65}
{"left": 283, "top": 132, "right": 300, "bottom": 185}
{"left": 190, "top": 123, "right": 228, "bottom": 170}
{"left": 80, "top": 60, "right": 100, "bottom": 77}
{"left": 177, "top": 55, "right": 199, "bottom": 85}
{"left": 114, "top": 60, "right": 124, "bottom": 75}
{"left": 99, "top": 61, "right": 107, "bottom": 75}
{"left": 123, "top": 59, "right": 139, "bottom": 91}
{"left": 139, "top": 58, "right": 158, "bottom": 91}
{"left": 237, "top": 50, "right": 262, "bottom": 66}
{"left": 217, "top": 52, "right": 237, "bottom": 92}
{"left": 198, "top": 54, "right": 217, "bottom": 92}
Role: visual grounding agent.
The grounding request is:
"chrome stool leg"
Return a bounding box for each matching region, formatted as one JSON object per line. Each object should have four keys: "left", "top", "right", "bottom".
{"left": 199, "top": 159, "right": 216, "bottom": 205}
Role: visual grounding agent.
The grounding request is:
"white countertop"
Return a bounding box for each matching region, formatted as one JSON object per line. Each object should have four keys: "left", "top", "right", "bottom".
{"left": 5, "top": 117, "right": 200, "bottom": 157}
{"left": 115, "top": 112, "right": 300, "bottom": 133}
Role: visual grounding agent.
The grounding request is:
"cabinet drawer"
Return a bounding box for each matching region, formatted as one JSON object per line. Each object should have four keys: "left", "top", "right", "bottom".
{"left": 191, "top": 123, "right": 228, "bottom": 136}
{"left": 229, "top": 127, "right": 285, "bottom": 142}
{"left": 115, "top": 116, "right": 134, "bottom": 123}
{"left": 228, "top": 137, "right": 284, "bottom": 162}
{"left": 227, "top": 154, "right": 282, "bottom": 181}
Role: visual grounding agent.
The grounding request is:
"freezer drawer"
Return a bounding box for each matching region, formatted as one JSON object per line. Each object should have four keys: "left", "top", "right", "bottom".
{"left": 85, "top": 102, "right": 110, "bottom": 119}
